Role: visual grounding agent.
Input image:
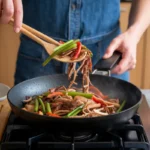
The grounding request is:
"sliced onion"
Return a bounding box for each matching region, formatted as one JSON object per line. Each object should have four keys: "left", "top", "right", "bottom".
{"left": 67, "top": 88, "right": 76, "bottom": 92}
{"left": 93, "top": 109, "right": 108, "bottom": 116}
{"left": 86, "top": 103, "right": 101, "bottom": 111}
{"left": 107, "top": 105, "right": 114, "bottom": 108}
{"left": 54, "top": 110, "right": 70, "bottom": 115}
{"left": 23, "top": 97, "right": 32, "bottom": 103}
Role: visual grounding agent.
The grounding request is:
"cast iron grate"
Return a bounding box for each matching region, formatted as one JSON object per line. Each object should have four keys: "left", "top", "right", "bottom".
{"left": 0, "top": 113, "right": 150, "bottom": 150}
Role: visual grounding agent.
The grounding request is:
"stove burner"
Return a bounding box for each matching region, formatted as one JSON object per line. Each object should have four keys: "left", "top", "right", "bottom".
{"left": 1, "top": 113, "right": 150, "bottom": 150}
{"left": 53, "top": 132, "right": 98, "bottom": 142}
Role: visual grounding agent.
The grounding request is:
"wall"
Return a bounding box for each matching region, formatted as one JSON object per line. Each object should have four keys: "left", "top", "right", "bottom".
{"left": 0, "top": 24, "right": 20, "bottom": 87}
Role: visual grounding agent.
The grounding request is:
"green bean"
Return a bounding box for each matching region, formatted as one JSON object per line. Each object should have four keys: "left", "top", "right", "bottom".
{"left": 46, "top": 102, "right": 52, "bottom": 113}
{"left": 38, "top": 98, "right": 46, "bottom": 114}
{"left": 42, "top": 40, "right": 78, "bottom": 66}
{"left": 64, "top": 91, "right": 93, "bottom": 99}
{"left": 117, "top": 100, "right": 126, "bottom": 113}
{"left": 34, "top": 99, "right": 39, "bottom": 112}
{"left": 67, "top": 105, "right": 84, "bottom": 117}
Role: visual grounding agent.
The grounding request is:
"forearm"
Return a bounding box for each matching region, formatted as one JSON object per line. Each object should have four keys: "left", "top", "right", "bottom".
{"left": 127, "top": 0, "right": 150, "bottom": 43}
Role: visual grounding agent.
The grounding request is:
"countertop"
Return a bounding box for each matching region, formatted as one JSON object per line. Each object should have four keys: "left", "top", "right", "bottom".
{"left": 0, "top": 99, "right": 11, "bottom": 141}
{"left": 141, "top": 89, "right": 150, "bottom": 107}
{"left": 0, "top": 90, "right": 150, "bottom": 142}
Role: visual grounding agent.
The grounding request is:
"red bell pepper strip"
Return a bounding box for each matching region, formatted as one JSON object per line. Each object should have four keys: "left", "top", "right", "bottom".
{"left": 47, "top": 92, "right": 64, "bottom": 98}
{"left": 92, "top": 95, "right": 120, "bottom": 107}
{"left": 71, "top": 41, "right": 81, "bottom": 60}
{"left": 46, "top": 112, "right": 61, "bottom": 118}
{"left": 92, "top": 95, "right": 107, "bottom": 106}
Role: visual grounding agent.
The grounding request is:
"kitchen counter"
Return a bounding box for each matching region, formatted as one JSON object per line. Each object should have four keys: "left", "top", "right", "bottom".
{"left": 0, "top": 90, "right": 150, "bottom": 142}
{"left": 0, "top": 99, "right": 11, "bottom": 141}
{"left": 141, "top": 89, "right": 150, "bottom": 107}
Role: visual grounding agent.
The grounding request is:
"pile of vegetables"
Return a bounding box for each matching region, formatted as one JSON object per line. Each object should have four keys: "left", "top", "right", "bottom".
{"left": 22, "top": 89, "right": 126, "bottom": 118}
{"left": 42, "top": 39, "right": 92, "bottom": 66}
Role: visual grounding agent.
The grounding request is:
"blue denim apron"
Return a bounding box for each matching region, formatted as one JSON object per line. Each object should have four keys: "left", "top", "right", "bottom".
{"left": 14, "top": 0, "right": 129, "bottom": 84}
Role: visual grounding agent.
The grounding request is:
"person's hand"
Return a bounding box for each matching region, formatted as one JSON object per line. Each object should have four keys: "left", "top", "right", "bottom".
{"left": 103, "top": 29, "right": 138, "bottom": 75}
{"left": 0, "top": 0, "right": 23, "bottom": 33}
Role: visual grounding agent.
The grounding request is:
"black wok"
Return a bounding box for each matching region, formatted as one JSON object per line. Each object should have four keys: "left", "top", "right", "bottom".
{"left": 7, "top": 52, "right": 142, "bottom": 132}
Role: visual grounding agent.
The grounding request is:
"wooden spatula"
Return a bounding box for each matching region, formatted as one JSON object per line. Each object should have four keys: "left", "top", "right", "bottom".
{"left": 9, "top": 19, "right": 87, "bottom": 63}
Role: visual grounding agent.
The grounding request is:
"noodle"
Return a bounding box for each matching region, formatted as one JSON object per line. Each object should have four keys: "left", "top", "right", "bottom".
{"left": 22, "top": 43, "right": 124, "bottom": 118}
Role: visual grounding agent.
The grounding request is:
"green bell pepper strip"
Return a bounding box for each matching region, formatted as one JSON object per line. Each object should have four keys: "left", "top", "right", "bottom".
{"left": 67, "top": 104, "right": 84, "bottom": 117}
{"left": 63, "top": 91, "right": 93, "bottom": 99}
{"left": 42, "top": 40, "right": 78, "bottom": 66}
{"left": 117, "top": 100, "right": 126, "bottom": 113}
{"left": 38, "top": 98, "right": 46, "bottom": 114}
{"left": 34, "top": 98, "right": 39, "bottom": 112}
{"left": 46, "top": 102, "right": 52, "bottom": 113}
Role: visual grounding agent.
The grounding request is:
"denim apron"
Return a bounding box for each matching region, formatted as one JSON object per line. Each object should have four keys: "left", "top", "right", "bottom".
{"left": 14, "top": 0, "right": 129, "bottom": 85}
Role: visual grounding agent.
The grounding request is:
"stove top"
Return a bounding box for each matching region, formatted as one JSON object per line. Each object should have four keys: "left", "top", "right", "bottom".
{"left": 1, "top": 96, "right": 150, "bottom": 150}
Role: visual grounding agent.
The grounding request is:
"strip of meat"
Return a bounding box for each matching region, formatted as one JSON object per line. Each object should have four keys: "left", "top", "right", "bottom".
{"left": 76, "top": 58, "right": 87, "bottom": 73}
{"left": 59, "top": 49, "right": 76, "bottom": 58}
{"left": 68, "top": 63, "right": 76, "bottom": 79}
{"left": 68, "top": 70, "right": 77, "bottom": 89}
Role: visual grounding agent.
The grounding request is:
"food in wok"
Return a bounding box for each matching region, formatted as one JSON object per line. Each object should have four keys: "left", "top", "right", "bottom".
{"left": 22, "top": 86, "right": 126, "bottom": 118}
{"left": 22, "top": 40, "right": 126, "bottom": 118}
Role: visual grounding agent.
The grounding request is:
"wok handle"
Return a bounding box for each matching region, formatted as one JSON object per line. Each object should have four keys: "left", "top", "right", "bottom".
{"left": 94, "top": 51, "right": 122, "bottom": 71}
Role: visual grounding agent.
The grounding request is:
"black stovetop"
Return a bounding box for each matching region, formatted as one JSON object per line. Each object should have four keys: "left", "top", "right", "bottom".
{"left": 0, "top": 112, "right": 150, "bottom": 150}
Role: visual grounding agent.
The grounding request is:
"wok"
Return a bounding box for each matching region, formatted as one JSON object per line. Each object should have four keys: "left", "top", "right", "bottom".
{"left": 7, "top": 52, "right": 142, "bottom": 132}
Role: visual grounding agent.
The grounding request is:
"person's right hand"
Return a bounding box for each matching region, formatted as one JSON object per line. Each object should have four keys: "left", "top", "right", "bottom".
{"left": 0, "top": 0, "right": 23, "bottom": 33}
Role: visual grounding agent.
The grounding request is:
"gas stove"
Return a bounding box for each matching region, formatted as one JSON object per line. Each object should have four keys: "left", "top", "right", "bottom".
{"left": 1, "top": 95, "right": 150, "bottom": 150}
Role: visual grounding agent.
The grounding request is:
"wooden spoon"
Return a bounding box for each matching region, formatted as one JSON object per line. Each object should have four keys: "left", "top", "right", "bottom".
{"left": 9, "top": 19, "right": 87, "bottom": 63}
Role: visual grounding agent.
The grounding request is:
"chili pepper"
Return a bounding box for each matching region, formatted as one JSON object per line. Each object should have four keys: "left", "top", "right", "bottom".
{"left": 92, "top": 96, "right": 107, "bottom": 106}
{"left": 46, "top": 112, "right": 61, "bottom": 118}
{"left": 67, "top": 105, "right": 84, "bottom": 117}
{"left": 46, "top": 102, "right": 52, "bottom": 113}
{"left": 38, "top": 98, "right": 46, "bottom": 114}
{"left": 64, "top": 91, "right": 93, "bottom": 99}
{"left": 43, "top": 40, "right": 79, "bottom": 66}
{"left": 47, "top": 92, "right": 64, "bottom": 98}
{"left": 34, "top": 98, "right": 39, "bottom": 112}
{"left": 117, "top": 100, "right": 126, "bottom": 113}
{"left": 71, "top": 41, "right": 81, "bottom": 60}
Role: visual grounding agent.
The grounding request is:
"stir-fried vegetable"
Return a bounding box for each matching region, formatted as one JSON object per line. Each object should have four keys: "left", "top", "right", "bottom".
{"left": 117, "top": 100, "right": 126, "bottom": 113}
{"left": 38, "top": 98, "right": 46, "bottom": 114}
{"left": 46, "top": 102, "right": 52, "bottom": 113}
{"left": 92, "top": 96, "right": 107, "bottom": 106}
{"left": 47, "top": 113, "right": 60, "bottom": 118}
{"left": 71, "top": 41, "right": 81, "bottom": 60}
{"left": 64, "top": 91, "right": 93, "bottom": 99}
{"left": 34, "top": 98, "right": 39, "bottom": 112}
{"left": 43, "top": 40, "right": 78, "bottom": 66}
{"left": 45, "top": 102, "right": 60, "bottom": 117}
{"left": 47, "top": 92, "right": 63, "bottom": 98}
{"left": 67, "top": 105, "right": 84, "bottom": 117}
{"left": 23, "top": 86, "right": 122, "bottom": 118}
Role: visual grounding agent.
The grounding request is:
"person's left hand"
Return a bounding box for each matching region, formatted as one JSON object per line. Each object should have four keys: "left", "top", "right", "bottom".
{"left": 103, "top": 30, "right": 139, "bottom": 74}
